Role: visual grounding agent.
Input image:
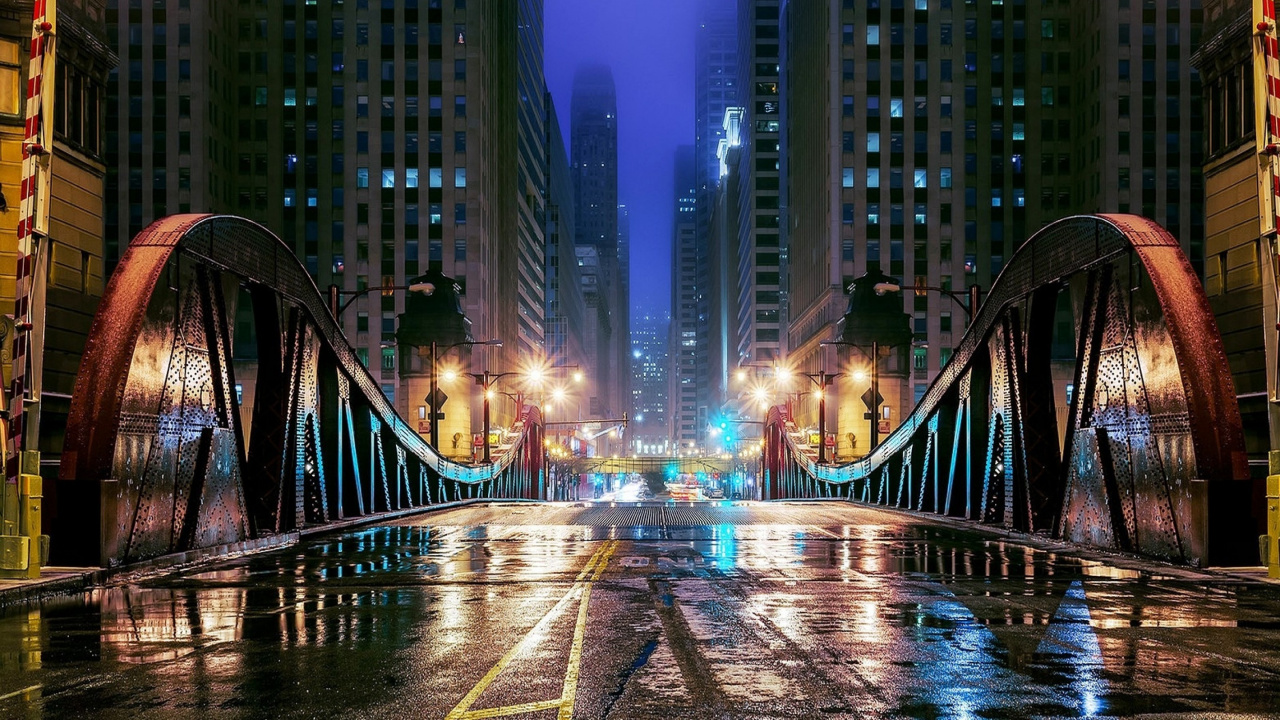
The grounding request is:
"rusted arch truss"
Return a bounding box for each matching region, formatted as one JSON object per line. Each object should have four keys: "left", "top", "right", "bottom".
{"left": 57, "top": 214, "right": 545, "bottom": 566}
{"left": 764, "top": 214, "right": 1253, "bottom": 566}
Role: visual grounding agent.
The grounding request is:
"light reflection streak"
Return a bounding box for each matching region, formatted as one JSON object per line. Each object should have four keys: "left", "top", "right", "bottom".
{"left": 1034, "top": 580, "right": 1109, "bottom": 717}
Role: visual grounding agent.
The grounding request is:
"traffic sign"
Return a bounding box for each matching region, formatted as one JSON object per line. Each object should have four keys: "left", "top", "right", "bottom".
{"left": 861, "top": 387, "right": 884, "bottom": 409}
{"left": 825, "top": 434, "right": 836, "bottom": 447}
{"left": 472, "top": 433, "right": 483, "bottom": 447}
{"left": 417, "top": 420, "right": 431, "bottom": 433}
{"left": 878, "top": 419, "right": 890, "bottom": 434}
{"left": 428, "top": 387, "right": 448, "bottom": 410}
{"left": 809, "top": 433, "right": 821, "bottom": 446}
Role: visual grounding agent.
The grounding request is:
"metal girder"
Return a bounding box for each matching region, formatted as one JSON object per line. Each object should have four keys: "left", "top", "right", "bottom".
{"left": 766, "top": 214, "right": 1254, "bottom": 567}
{"left": 56, "top": 214, "right": 546, "bottom": 567}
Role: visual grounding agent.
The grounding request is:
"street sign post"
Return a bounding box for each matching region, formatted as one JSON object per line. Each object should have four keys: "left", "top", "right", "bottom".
{"left": 860, "top": 387, "right": 884, "bottom": 409}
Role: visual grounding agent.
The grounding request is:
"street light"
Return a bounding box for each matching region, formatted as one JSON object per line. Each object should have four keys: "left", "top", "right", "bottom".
{"left": 799, "top": 370, "right": 842, "bottom": 464}
{"left": 821, "top": 340, "right": 883, "bottom": 452}
{"left": 873, "top": 281, "right": 983, "bottom": 324}
{"left": 327, "top": 281, "right": 436, "bottom": 319}
{"left": 470, "top": 365, "right": 574, "bottom": 464}
{"left": 428, "top": 339, "right": 501, "bottom": 450}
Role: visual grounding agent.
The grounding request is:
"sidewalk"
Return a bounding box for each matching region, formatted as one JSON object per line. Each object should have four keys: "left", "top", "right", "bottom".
{"left": 0, "top": 497, "right": 507, "bottom": 609}
{"left": 0, "top": 566, "right": 104, "bottom": 609}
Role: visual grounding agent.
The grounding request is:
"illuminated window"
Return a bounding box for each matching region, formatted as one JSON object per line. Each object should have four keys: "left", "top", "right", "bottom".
{"left": 0, "top": 41, "right": 20, "bottom": 115}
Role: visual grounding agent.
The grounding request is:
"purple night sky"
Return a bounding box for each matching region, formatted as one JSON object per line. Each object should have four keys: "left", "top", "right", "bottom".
{"left": 544, "top": 0, "right": 698, "bottom": 315}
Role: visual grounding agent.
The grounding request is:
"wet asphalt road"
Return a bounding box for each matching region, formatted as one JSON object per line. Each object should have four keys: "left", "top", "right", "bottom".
{"left": 3, "top": 501, "right": 1280, "bottom": 719}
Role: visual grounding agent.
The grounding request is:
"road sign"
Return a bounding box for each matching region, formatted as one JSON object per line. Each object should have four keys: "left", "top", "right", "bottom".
{"left": 825, "top": 434, "right": 836, "bottom": 447}
{"left": 809, "top": 433, "right": 821, "bottom": 446}
{"left": 428, "top": 387, "right": 448, "bottom": 410}
{"left": 417, "top": 420, "right": 431, "bottom": 433}
{"left": 878, "top": 419, "right": 890, "bottom": 434}
{"left": 472, "top": 433, "right": 483, "bottom": 447}
{"left": 861, "top": 387, "right": 884, "bottom": 409}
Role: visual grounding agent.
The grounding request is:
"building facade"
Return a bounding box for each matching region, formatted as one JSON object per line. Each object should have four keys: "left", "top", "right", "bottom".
{"left": 670, "top": 145, "right": 699, "bottom": 449}
{"left": 103, "top": 0, "right": 547, "bottom": 455}
{"left": 570, "top": 63, "right": 627, "bottom": 439}
{"left": 778, "top": 0, "right": 1205, "bottom": 459}
{"left": 0, "top": 0, "right": 113, "bottom": 473}
{"left": 630, "top": 310, "right": 670, "bottom": 456}
{"left": 1194, "top": 0, "right": 1277, "bottom": 476}
{"left": 734, "top": 0, "right": 784, "bottom": 369}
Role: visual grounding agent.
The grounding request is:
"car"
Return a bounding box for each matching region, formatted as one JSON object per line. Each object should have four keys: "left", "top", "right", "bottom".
{"left": 707, "top": 488, "right": 725, "bottom": 499}
{"left": 730, "top": 492, "right": 742, "bottom": 500}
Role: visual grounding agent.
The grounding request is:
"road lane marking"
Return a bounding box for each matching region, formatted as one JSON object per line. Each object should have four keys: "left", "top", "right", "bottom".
{"left": 456, "top": 698, "right": 563, "bottom": 718}
{"left": 806, "top": 524, "right": 840, "bottom": 539}
{"left": 0, "top": 685, "right": 41, "bottom": 702}
{"left": 446, "top": 540, "right": 618, "bottom": 720}
{"left": 557, "top": 540, "right": 616, "bottom": 720}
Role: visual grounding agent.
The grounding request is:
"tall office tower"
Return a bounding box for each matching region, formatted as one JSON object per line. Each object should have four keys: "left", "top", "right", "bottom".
{"left": 570, "top": 64, "right": 620, "bottom": 422}
{"left": 1194, "top": 0, "right": 1277, "bottom": 471}
{"left": 103, "top": 0, "right": 238, "bottom": 271}
{"left": 104, "top": 1, "right": 544, "bottom": 453}
{"left": 615, "top": 202, "right": 631, "bottom": 431}
{"left": 780, "top": 0, "right": 1203, "bottom": 459}
{"left": 1074, "top": 2, "right": 1204, "bottom": 270}
{"left": 1, "top": 1, "right": 113, "bottom": 470}
{"left": 630, "top": 311, "right": 671, "bottom": 456}
{"left": 544, "top": 95, "right": 588, "bottom": 394}
{"left": 708, "top": 108, "right": 744, "bottom": 424}
{"left": 515, "top": 0, "right": 547, "bottom": 356}
{"left": 734, "top": 0, "right": 783, "bottom": 368}
{"left": 695, "top": 0, "right": 738, "bottom": 429}
{"left": 670, "top": 145, "right": 700, "bottom": 449}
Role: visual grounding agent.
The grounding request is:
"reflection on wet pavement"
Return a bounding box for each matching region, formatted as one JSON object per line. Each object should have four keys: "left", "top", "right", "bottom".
{"left": 1, "top": 501, "right": 1279, "bottom": 718}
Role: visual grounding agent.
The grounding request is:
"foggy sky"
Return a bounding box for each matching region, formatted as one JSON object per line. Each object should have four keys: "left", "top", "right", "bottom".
{"left": 544, "top": 0, "right": 698, "bottom": 316}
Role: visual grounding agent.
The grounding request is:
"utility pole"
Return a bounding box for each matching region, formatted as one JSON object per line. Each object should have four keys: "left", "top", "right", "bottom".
{"left": 3, "top": 0, "right": 56, "bottom": 579}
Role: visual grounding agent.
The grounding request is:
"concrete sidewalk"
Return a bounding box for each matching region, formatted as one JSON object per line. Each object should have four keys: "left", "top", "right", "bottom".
{"left": 0, "top": 567, "right": 103, "bottom": 608}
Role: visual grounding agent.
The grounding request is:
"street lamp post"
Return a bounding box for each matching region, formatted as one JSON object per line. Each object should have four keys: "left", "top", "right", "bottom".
{"left": 328, "top": 281, "right": 437, "bottom": 320}
{"left": 801, "top": 370, "right": 842, "bottom": 464}
{"left": 873, "top": 281, "right": 983, "bottom": 325}
{"left": 471, "top": 364, "right": 583, "bottom": 465}
{"left": 428, "top": 339, "right": 501, "bottom": 450}
{"left": 821, "top": 340, "right": 882, "bottom": 452}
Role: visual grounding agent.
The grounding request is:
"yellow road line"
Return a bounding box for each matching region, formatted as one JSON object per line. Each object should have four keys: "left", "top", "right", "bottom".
{"left": 806, "top": 524, "right": 840, "bottom": 539}
{"left": 558, "top": 540, "right": 617, "bottom": 720}
{"left": 445, "top": 540, "right": 617, "bottom": 720}
{"left": 456, "top": 698, "right": 563, "bottom": 719}
{"left": 0, "top": 685, "right": 41, "bottom": 703}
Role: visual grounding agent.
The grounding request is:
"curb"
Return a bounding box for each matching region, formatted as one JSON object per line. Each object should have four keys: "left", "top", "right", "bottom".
{"left": 0, "top": 497, "right": 535, "bottom": 609}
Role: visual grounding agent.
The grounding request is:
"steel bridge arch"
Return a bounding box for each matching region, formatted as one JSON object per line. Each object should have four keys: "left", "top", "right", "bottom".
{"left": 56, "top": 214, "right": 544, "bottom": 566}
{"left": 765, "top": 214, "right": 1252, "bottom": 566}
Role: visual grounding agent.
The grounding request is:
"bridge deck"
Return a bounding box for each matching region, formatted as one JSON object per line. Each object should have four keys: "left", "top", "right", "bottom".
{"left": 5, "top": 500, "right": 1279, "bottom": 718}
{"left": 420, "top": 501, "right": 868, "bottom": 528}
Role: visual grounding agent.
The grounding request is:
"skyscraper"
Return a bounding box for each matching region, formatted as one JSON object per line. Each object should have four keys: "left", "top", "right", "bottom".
{"left": 103, "top": 1, "right": 545, "bottom": 451}
{"left": 734, "top": 0, "right": 784, "bottom": 367}
{"left": 544, "top": 94, "right": 588, "bottom": 389}
{"left": 630, "top": 311, "right": 670, "bottom": 456}
{"left": 780, "top": 0, "right": 1204, "bottom": 458}
{"left": 570, "top": 64, "right": 626, "bottom": 431}
{"left": 515, "top": 0, "right": 548, "bottom": 356}
{"left": 670, "top": 145, "right": 699, "bottom": 448}
{"left": 693, "top": 0, "right": 737, "bottom": 449}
